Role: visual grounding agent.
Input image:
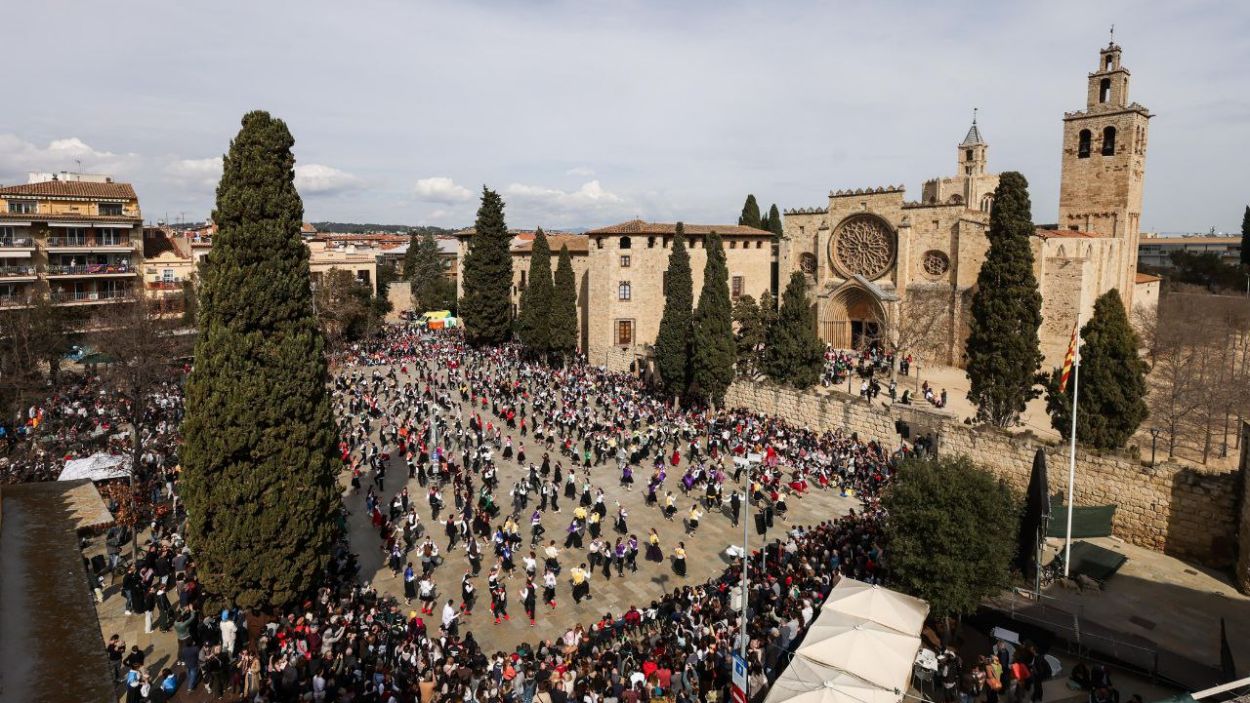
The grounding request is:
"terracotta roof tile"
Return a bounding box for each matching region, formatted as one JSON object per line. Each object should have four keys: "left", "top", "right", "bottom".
{"left": 0, "top": 180, "right": 137, "bottom": 199}
{"left": 0, "top": 212, "right": 140, "bottom": 224}
{"left": 513, "top": 233, "right": 589, "bottom": 254}
{"left": 1135, "top": 272, "right": 1161, "bottom": 284}
{"left": 1033, "top": 227, "right": 1102, "bottom": 240}
{"left": 586, "top": 219, "right": 771, "bottom": 237}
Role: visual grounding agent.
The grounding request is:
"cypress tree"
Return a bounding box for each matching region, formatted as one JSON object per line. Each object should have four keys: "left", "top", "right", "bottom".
{"left": 767, "top": 204, "right": 784, "bottom": 240}
{"left": 760, "top": 212, "right": 770, "bottom": 234}
{"left": 691, "top": 232, "right": 736, "bottom": 407}
{"left": 1241, "top": 205, "right": 1249, "bottom": 267}
{"left": 1044, "top": 289, "right": 1148, "bottom": 449}
{"left": 732, "top": 294, "right": 763, "bottom": 378}
{"left": 765, "top": 272, "right": 824, "bottom": 389}
{"left": 460, "top": 187, "right": 513, "bottom": 345}
{"left": 758, "top": 289, "right": 778, "bottom": 331}
{"left": 517, "top": 228, "right": 554, "bottom": 353}
{"left": 181, "top": 111, "right": 339, "bottom": 610}
{"left": 965, "top": 171, "right": 1044, "bottom": 428}
{"left": 655, "top": 224, "right": 693, "bottom": 398}
{"left": 549, "top": 244, "right": 579, "bottom": 358}
{"left": 738, "top": 195, "right": 762, "bottom": 229}
{"left": 409, "top": 230, "right": 450, "bottom": 314}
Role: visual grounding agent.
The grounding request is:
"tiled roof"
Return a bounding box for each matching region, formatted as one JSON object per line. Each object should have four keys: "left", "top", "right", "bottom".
{"left": 960, "top": 120, "right": 985, "bottom": 146}
{"left": 1135, "top": 272, "right": 1161, "bottom": 284}
{"left": 0, "top": 180, "right": 137, "bottom": 199}
{"left": 1033, "top": 228, "right": 1102, "bottom": 240}
{"left": 0, "top": 212, "right": 140, "bottom": 224}
{"left": 300, "top": 223, "right": 317, "bottom": 234}
{"left": 142, "top": 228, "right": 193, "bottom": 259}
{"left": 512, "top": 234, "right": 589, "bottom": 254}
{"left": 586, "top": 219, "right": 771, "bottom": 236}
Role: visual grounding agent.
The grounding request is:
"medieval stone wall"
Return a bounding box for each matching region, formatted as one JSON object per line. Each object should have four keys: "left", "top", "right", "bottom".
{"left": 1236, "top": 422, "right": 1250, "bottom": 593}
{"left": 724, "top": 381, "right": 1244, "bottom": 572}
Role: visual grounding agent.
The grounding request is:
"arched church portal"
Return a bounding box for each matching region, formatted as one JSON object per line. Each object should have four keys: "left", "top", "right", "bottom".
{"left": 819, "top": 287, "right": 886, "bottom": 350}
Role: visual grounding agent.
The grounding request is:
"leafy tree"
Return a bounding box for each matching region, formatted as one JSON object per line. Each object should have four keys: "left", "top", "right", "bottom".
{"left": 516, "top": 228, "right": 554, "bottom": 354}
{"left": 764, "top": 272, "right": 824, "bottom": 388}
{"left": 1242, "top": 205, "right": 1249, "bottom": 268}
{"left": 373, "top": 263, "right": 396, "bottom": 320}
{"left": 460, "top": 187, "right": 513, "bottom": 345}
{"left": 732, "top": 294, "right": 763, "bottom": 378}
{"left": 655, "top": 223, "right": 693, "bottom": 398}
{"left": 408, "top": 230, "right": 453, "bottom": 314}
{"left": 883, "top": 455, "right": 1019, "bottom": 619}
{"left": 691, "top": 232, "right": 736, "bottom": 407}
{"left": 738, "top": 195, "right": 762, "bottom": 229}
{"left": 766, "top": 203, "right": 784, "bottom": 240}
{"left": 965, "top": 171, "right": 1043, "bottom": 428}
{"left": 1167, "top": 250, "right": 1247, "bottom": 292}
{"left": 0, "top": 297, "right": 74, "bottom": 421}
{"left": 549, "top": 244, "right": 579, "bottom": 358}
{"left": 1044, "top": 289, "right": 1148, "bottom": 449}
{"left": 181, "top": 276, "right": 198, "bottom": 326}
{"left": 181, "top": 111, "right": 340, "bottom": 611}
{"left": 315, "top": 268, "right": 376, "bottom": 345}
{"left": 758, "top": 289, "right": 778, "bottom": 332}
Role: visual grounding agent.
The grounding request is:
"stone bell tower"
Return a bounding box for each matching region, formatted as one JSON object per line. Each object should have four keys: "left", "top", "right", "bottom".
{"left": 1057, "top": 39, "right": 1152, "bottom": 304}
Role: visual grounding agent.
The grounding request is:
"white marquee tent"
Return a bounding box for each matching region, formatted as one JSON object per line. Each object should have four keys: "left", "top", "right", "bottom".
{"left": 57, "top": 453, "right": 131, "bottom": 483}
{"left": 766, "top": 655, "right": 902, "bottom": 703}
{"left": 822, "top": 578, "right": 929, "bottom": 637}
{"left": 794, "top": 611, "right": 920, "bottom": 692}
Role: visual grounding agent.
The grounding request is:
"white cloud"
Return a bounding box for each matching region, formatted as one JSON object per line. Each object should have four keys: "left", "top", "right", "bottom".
{"left": 165, "top": 156, "right": 223, "bottom": 188}
{"left": 295, "top": 163, "right": 362, "bottom": 195}
{"left": 413, "top": 176, "right": 473, "bottom": 204}
{"left": 0, "top": 134, "right": 141, "bottom": 182}
{"left": 504, "top": 180, "right": 634, "bottom": 227}
{"left": 566, "top": 166, "right": 595, "bottom": 177}
{"left": 506, "top": 179, "right": 624, "bottom": 207}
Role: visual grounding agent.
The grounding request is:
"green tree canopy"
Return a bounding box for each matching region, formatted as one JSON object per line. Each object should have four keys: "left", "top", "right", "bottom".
{"left": 738, "top": 194, "right": 762, "bottom": 229}
{"left": 1241, "top": 205, "right": 1249, "bottom": 267}
{"left": 764, "top": 272, "right": 824, "bottom": 389}
{"left": 408, "top": 230, "right": 453, "bottom": 314}
{"left": 1044, "top": 289, "right": 1148, "bottom": 449}
{"left": 732, "top": 294, "right": 763, "bottom": 378}
{"left": 549, "top": 244, "right": 579, "bottom": 357}
{"left": 517, "top": 228, "right": 554, "bottom": 354}
{"left": 655, "top": 223, "right": 693, "bottom": 398}
{"left": 965, "top": 171, "right": 1044, "bottom": 427}
{"left": 691, "top": 232, "right": 736, "bottom": 407}
{"left": 181, "top": 111, "right": 340, "bottom": 610}
{"left": 883, "top": 455, "right": 1019, "bottom": 618}
{"left": 460, "top": 187, "right": 513, "bottom": 345}
{"left": 767, "top": 203, "right": 784, "bottom": 240}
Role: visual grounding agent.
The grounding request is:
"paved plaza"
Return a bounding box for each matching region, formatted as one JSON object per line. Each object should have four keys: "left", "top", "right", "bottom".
{"left": 341, "top": 365, "right": 862, "bottom": 651}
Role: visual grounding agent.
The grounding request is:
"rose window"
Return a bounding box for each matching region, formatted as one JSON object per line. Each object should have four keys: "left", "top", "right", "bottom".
{"left": 922, "top": 250, "right": 950, "bottom": 279}
{"left": 830, "top": 216, "right": 895, "bottom": 279}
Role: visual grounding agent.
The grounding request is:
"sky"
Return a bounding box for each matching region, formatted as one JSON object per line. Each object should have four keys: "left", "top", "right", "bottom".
{"left": 1, "top": 1, "right": 1247, "bottom": 233}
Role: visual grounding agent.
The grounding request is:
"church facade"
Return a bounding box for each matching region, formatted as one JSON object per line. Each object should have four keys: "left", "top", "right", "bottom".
{"left": 779, "top": 41, "right": 1157, "bottom": 369}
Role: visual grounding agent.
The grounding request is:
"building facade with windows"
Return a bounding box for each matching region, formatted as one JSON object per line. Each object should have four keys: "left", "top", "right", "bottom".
{"left": 0, "top": 173, "right": 144, "bottom": 309}
{"left": 1137, "top": 234, "right": 1243, "bottom": 270}
{"left": 779, "top": 41, "right": 1155, "bottom": 368}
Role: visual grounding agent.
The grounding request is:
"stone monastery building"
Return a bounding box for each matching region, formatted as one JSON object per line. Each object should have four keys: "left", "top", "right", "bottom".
{"left": 779, "top": 41, "right": 1157, "bottom": 368}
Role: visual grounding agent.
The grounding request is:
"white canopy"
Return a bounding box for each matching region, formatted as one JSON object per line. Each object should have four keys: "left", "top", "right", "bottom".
{"left": 794, "top": 611, "right": 919, "bottom": 693}
{"left": 822, "top": 578, "right": 929, "bottom": 637}
{"left": 766, "top": 656, "right": 901, "bottom": 703}
{"left": 58, "top": 453, "right": 131, "bottom": 482}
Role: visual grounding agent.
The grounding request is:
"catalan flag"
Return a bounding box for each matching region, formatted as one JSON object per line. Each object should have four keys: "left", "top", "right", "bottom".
{"left": 1058, "top": 322, "right": 1079, "bottom": 393}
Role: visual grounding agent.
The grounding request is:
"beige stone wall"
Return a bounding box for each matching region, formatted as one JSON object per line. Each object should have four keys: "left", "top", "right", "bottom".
{"left": 724, "top": 380, "right": 1243, "bottom": 569}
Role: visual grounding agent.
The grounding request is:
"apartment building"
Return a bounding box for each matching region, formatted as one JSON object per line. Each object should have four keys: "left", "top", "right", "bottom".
{"left": 1137, "top": 233, "right": 1243, "bottom": 270}
{"left": 0, "top": 173, "right": 143, "bottom": 308}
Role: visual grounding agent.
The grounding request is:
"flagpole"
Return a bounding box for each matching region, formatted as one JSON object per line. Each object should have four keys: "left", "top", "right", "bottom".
{"left": 1063, "top": 314, "right": 1080, "bottom": 578}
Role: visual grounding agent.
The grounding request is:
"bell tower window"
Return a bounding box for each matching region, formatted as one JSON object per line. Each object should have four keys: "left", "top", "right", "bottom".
{"left": 1077, "top": 129, "right": 1092, "bottom": 158}
{"left": 1099, "top": 78, "right": 1111, "bottom": 103}
{"left": 1101, "top": 126, "right": 1116, "bottom": 156}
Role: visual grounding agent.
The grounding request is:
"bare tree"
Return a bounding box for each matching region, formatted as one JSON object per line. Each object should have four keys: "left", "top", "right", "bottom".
{"left": 314, "top": 268, "right": 375, "bottom": 347}
{"left": 0, "top": 297, "right": 75, "bottom": 425}
{"left": 868, "top": 288, "right": 953, "bottom": 378}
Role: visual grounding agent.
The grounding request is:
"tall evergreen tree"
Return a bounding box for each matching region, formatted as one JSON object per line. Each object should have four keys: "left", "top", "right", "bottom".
{"left": 738, "top": 195, "right": 762, "bottom": 229}
{"left": 765, "top": 272, "right": 824, "bottom": 388}
{"left": 767, "top": 204, "right": 784, "bottom": 240}
{"left": 1044, "top": 289, "right": 1148, "bottom": 449}
{"left": 732, "top": 294, "right": 763, "bottom": 378}
{"left": 1241, "top": 205, "right": 1249, "bottom": 267}
{"left": 408, "top": 230, "right": 451, "bottom": 314}
{"left": 691, "top": 232, "right": 736, "bottom": 407}
{"left": 965, "top": 171, "right": 1044, "bottom": 428}
{"left": 655, "top": 224, "right": 694, "bottom": 398}
{"left": 549, "top": 244, "right": 579, "bottom": 358}
{"left": 758, "top": 289, "right": 778, "bottom": 330}
{"left": 760, "top": 212, "right": 770, "bottom": 234}
{"left": 181, "top": 111, "right": 339, "bottom": 610}
{"left": 460, "top": 187, "right": 513, "bottom": 345}
{"left": 517, "top": 228, "right": 554, "bottom": 354}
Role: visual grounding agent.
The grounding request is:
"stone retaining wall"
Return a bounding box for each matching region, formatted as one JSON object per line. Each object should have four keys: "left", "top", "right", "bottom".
{"left": 725, "top": 381, "right": 1244, "bottom": 572}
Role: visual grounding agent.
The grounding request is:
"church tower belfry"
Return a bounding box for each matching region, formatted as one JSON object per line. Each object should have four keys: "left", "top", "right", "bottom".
{"left": 1058, "top": 39, "right": 1151, "bottom": 305}
{"left": 959, "top": 109, "right": 988, "bottom": 177}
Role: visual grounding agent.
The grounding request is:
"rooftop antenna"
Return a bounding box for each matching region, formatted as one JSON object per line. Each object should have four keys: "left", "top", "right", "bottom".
{"left": 1109, "top": 24, "right": 1115, "bottom": 45}
{"left": 75, "top": 159, "right": 82, "bottom": 174}
{"left": 972, "top": 107, "right": 978, "bottom": 125}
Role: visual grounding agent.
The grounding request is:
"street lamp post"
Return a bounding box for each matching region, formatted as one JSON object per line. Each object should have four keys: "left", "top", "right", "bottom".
{"left": 1149, "top": 427, "right": 1163, "bottom": 466}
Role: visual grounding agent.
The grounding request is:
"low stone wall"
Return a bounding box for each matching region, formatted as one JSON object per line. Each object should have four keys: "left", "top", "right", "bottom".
{"left": 724, "top": 381, "right": 1244, "bottom": 571}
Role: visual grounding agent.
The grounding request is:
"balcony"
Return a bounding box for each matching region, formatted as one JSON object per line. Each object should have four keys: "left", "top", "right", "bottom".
{"left": 0, "top": 294, "right": 34, "bottom": 309}
{"left": 0, "top": 236, "right": 36, "bottom": 251}
{"left": 0, "top": 265, "right": 38, "bottom": 281}
{"left": 50, "top": 289, "right": 134, "bottom": 305}
{"left": 45, "top": 263, "right": 135, "bottom": 277}
{"left": 44, "top": 236, "right": 134, "bottom": 252}
{"left": 147, "top": 279, "right": 185, "bottom": 290}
